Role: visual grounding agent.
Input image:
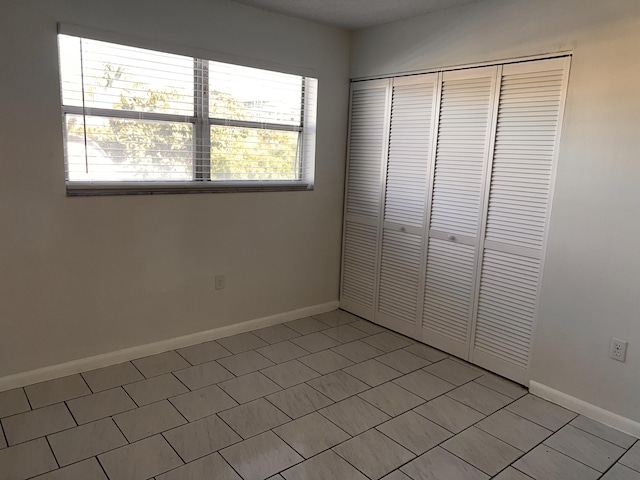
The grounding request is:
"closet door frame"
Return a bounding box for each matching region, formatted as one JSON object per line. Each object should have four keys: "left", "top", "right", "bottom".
{"left": 339, "top": 79, "right": 392, "bottom": 320}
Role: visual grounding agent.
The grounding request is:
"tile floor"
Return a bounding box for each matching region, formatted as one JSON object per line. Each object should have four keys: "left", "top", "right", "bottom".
{"left": 0, "top": 310, "right": 638, "bottom": 480}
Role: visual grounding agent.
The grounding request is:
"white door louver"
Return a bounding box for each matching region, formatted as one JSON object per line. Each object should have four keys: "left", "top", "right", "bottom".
{"left": 422, "top": 66, "right": 497, "bottom": 358}
{"left": 471, "top": 57, "right": 569, "bottom": 383}
{"left": 377, "top": 75, "right": 438, "bottom": 337}
{"left": 340, "top": 80, "right": 390, "bottom": 320}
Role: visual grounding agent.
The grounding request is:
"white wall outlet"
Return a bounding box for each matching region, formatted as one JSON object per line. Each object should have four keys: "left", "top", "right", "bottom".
{"left": 215, "top": 274, "right": 226, "bottom": 290}
{"left": 609, "top": 337, "right": 628, "bottom": 362}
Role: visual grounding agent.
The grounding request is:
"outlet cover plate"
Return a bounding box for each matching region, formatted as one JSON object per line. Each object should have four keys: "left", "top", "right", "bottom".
{"left": 609, "top": 338, "right": 628, "bottom": 362}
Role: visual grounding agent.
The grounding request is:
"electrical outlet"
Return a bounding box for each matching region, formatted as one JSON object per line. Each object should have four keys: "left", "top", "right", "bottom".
{"left": 609, "top": 338, "right": 628, "bottom": 362}
{"left": 215, "top": 274, "right": 226, "bottom": 290}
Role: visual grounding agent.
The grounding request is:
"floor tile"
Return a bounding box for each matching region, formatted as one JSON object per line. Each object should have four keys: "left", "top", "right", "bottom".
{"left": 220, "top": 431, "right": 303, "bottom": 480}
{"left": 48, "top": 417, "right": 127, "bottom": 466}
{"left": 266, "top": 384, "right": 333, "bottom": 419}
{"left": 475, "top": 409, "right": 552, "bottom": 451}
{"left": 401, "top": 447, "right": 489, "bottom": 480}
{"left": 285, "top": 316, "right": 330, "bottom": 335}
{"left": 601, "top": 464, "right": 640, "bottom": 480}
{"left": 24, "top": 375, "right": 90, "bottom": 409}
{"left": 403, "top": 344, "right": 448, "bottom": 362}
{"left": 446, "top": 381, "right": 511, "bottom": 415}
{"left": 282, "top": 449, "right": 367, "bottom": 480}
{"left": 299, "top": 350, "right": 354, "bottom": 374}
{"left": 217, "top": 332, "right": 269, "bottom": 354}
{"left": 377, "top": 411, "right": 452, "bottom": 455}
{"left": 219, "top": 398, "right": 290, "bottom": 439}
{"left": 133, "top": 351, "right": 190, "bottom": 378}
{"left": 32, "top": 458, "right": 107, "bottom": 480}
{"left": 377, "top": 349, "right": 431, "bottom": 374}
{"left": 393, "top": 370, "right": 455, "bottom": 401}
{"left": 331, "top": 340, "right": 384, "bottom": 363}
{"left": 344, "top": 359, "right": 402, "bottom": 386}
{"left": 169, "top": 384, "right": 237, "bottom": 421}
{"left": 172, "top": 361, "right": 235, "bottom": 390}
{"left": 544, "top": 424, "right": 625, "bottom": 472}
{"left": 414, "top": 395, "right": 485, "bottom": 433}
{"left": 492, "top": 466, "right": 533, "bottom": 480}
{"left": 124, "top": 373, "right": 188, "bottom": 406}
{"left": 350, "top": 319, "right": 387, "bottom": 335}
{"left": 177, "top": 340, "right": 232, "bottom": 365}
{"left": 0, "top": 428, "right": 5, "bottom": 449}
{"left": 2, "top": 403, "right": 75, "bottom": 446}
{"left": 570, "top": 415, "right": 637, "bottom": 449}
{"left": 218, "top": 372, "right": 281, "bottom": 404}
{"left": 306, "top": 371, "right": 369, "bottom": 402}
{"left": 334, "top": 428, "right": 415, "bottom": 479}
{"left": 99, "top": 435, "right": 183, "bottom": 480}
{"left": 359, "top": 382, "right": 424, "bottom": 417}
{"left": 362, "top": 332, "right": 412, "bottom": 352}
{"left": 322, "top": 325, "right": 368, "bottom": 343}
{"left": 113, "top": 400, "right": 186, "bottom": 442}
{"left": 0, "top": 438, "right": 58, "bottom": 480}
{"left": 319, "top": 396, "right": 390, "bottom": 435}
{"left": 156, "top": 452, "right": 241, "bottom": 480}
{"left": 423, "top": 358, "right": 482, "bottom": 386}
{"left": 512, "top": 444, "right": 600, "bottom": 480}
{"left": 313, "top": 309, "right": 360, "bottom": 327}
{"left": 81, "top": 362, "right": 144, "bottom": 393}
{"left": 257, "top": 341, "right": 310, "bottom": 364}
{"left": 218, "top": 350, "right": 274, "bottom": 376}
{"left": 441, "top": 426, "right": 522, "bottom": 476}
{"left": 473, "top": 374, "right": 527, "bottom": 400}
{"left": 67, "top": 387, "right": 137, "bottom": 424}
{"left": 291, "top": 332, "right": 341, "bottom": 353}
{"left": 506, "top": 394, "right": 577, "bottom": 431}
{"left": 261, "top": 360, "right": 320, "bottom": 388}
{"left": 274, "top": 411, "right": 350, "bottom": 458}
{"left": 253, "top": 324, "right": 301, "bottom": 344}
{"left": 163, "top": 415, "right": 241, "bottom": 463}
{"left": 0, "top": 389, "right": 30, "bottom": 418}
{"left": 620, "top": 441, "right": 640, "bottom": 471}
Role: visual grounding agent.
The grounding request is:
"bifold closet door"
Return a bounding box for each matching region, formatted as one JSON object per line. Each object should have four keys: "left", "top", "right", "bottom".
{"left": 470, "top": 57, "right": 570, "bottom": 384}
{"left": 340, "top": 79, "right": 391, "bottom": 321}
{"left": 421, "top": 66, "right": 499, "bottom": 358}
{"left": 376, "top": 74, "right": 439, "bottom": 338}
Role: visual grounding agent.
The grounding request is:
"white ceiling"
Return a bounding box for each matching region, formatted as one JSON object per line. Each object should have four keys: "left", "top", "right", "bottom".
{"left": 230, "top": 0, "right": 485, "bottom": 29}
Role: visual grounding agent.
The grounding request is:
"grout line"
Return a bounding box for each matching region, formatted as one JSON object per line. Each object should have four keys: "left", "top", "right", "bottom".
{"left": 569, "top": 421, "right": 638, "bottom": 450}
{"left": 95, "top": 454, "right": 111, "bottom": 480}
{"left": 22, "top": 387, "right": 33, "bottom": 411}
{"left": 44, "top": 435, "right": 60, "bottom": 469}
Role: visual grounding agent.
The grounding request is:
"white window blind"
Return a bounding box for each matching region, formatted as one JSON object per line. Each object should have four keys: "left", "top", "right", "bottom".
{"left": 57, "top": 29, "right": 317, "bottom": 195}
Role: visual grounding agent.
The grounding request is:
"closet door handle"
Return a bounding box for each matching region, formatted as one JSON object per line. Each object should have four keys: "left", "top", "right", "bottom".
{"left": 448, "top": 234, "right": 456, "bottom": 242}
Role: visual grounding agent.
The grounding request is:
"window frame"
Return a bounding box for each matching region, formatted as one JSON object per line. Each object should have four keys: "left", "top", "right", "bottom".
{"left": 58, "top": 24, "right": 317, "bottom": 196}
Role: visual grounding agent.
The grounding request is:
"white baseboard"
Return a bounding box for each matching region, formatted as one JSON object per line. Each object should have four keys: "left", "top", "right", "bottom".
{"left": 530, "top": 381, "right": 640, "bottom": 438}
{"left": 0, "top": 301, "right": 339, "bottom": 393}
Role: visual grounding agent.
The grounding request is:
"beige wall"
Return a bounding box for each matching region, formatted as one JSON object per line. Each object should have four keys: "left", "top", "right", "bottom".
{"left": 351, "top": 0, "right": 640, "bottom": 422}
{"left": 0, "top": 0, "right": 349, "bottom": 377}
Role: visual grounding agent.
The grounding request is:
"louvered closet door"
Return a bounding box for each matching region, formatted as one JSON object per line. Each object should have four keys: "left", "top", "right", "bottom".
{"left": 471, "top": 57, "right": 570, "bottom": 384}
{"left": 340, "top": 79, "right": 391, "bottom": 321}
{"left": 377, "top": 74, "right": 439, "bottom": 338}
{"left": 421, "top": 66, "right": 499, "bottom": 358}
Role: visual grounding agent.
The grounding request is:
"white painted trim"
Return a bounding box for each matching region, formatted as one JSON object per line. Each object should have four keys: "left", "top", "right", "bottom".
{"left": 0, "top": 301, "right": 339, "bottom": 393}
{"left": 530, "top": 381, "right": 640, "bottom": 439}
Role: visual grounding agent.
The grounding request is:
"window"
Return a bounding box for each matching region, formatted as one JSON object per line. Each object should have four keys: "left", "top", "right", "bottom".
{"left": 57, "top": 30, "right": 317, "bottom": 195}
